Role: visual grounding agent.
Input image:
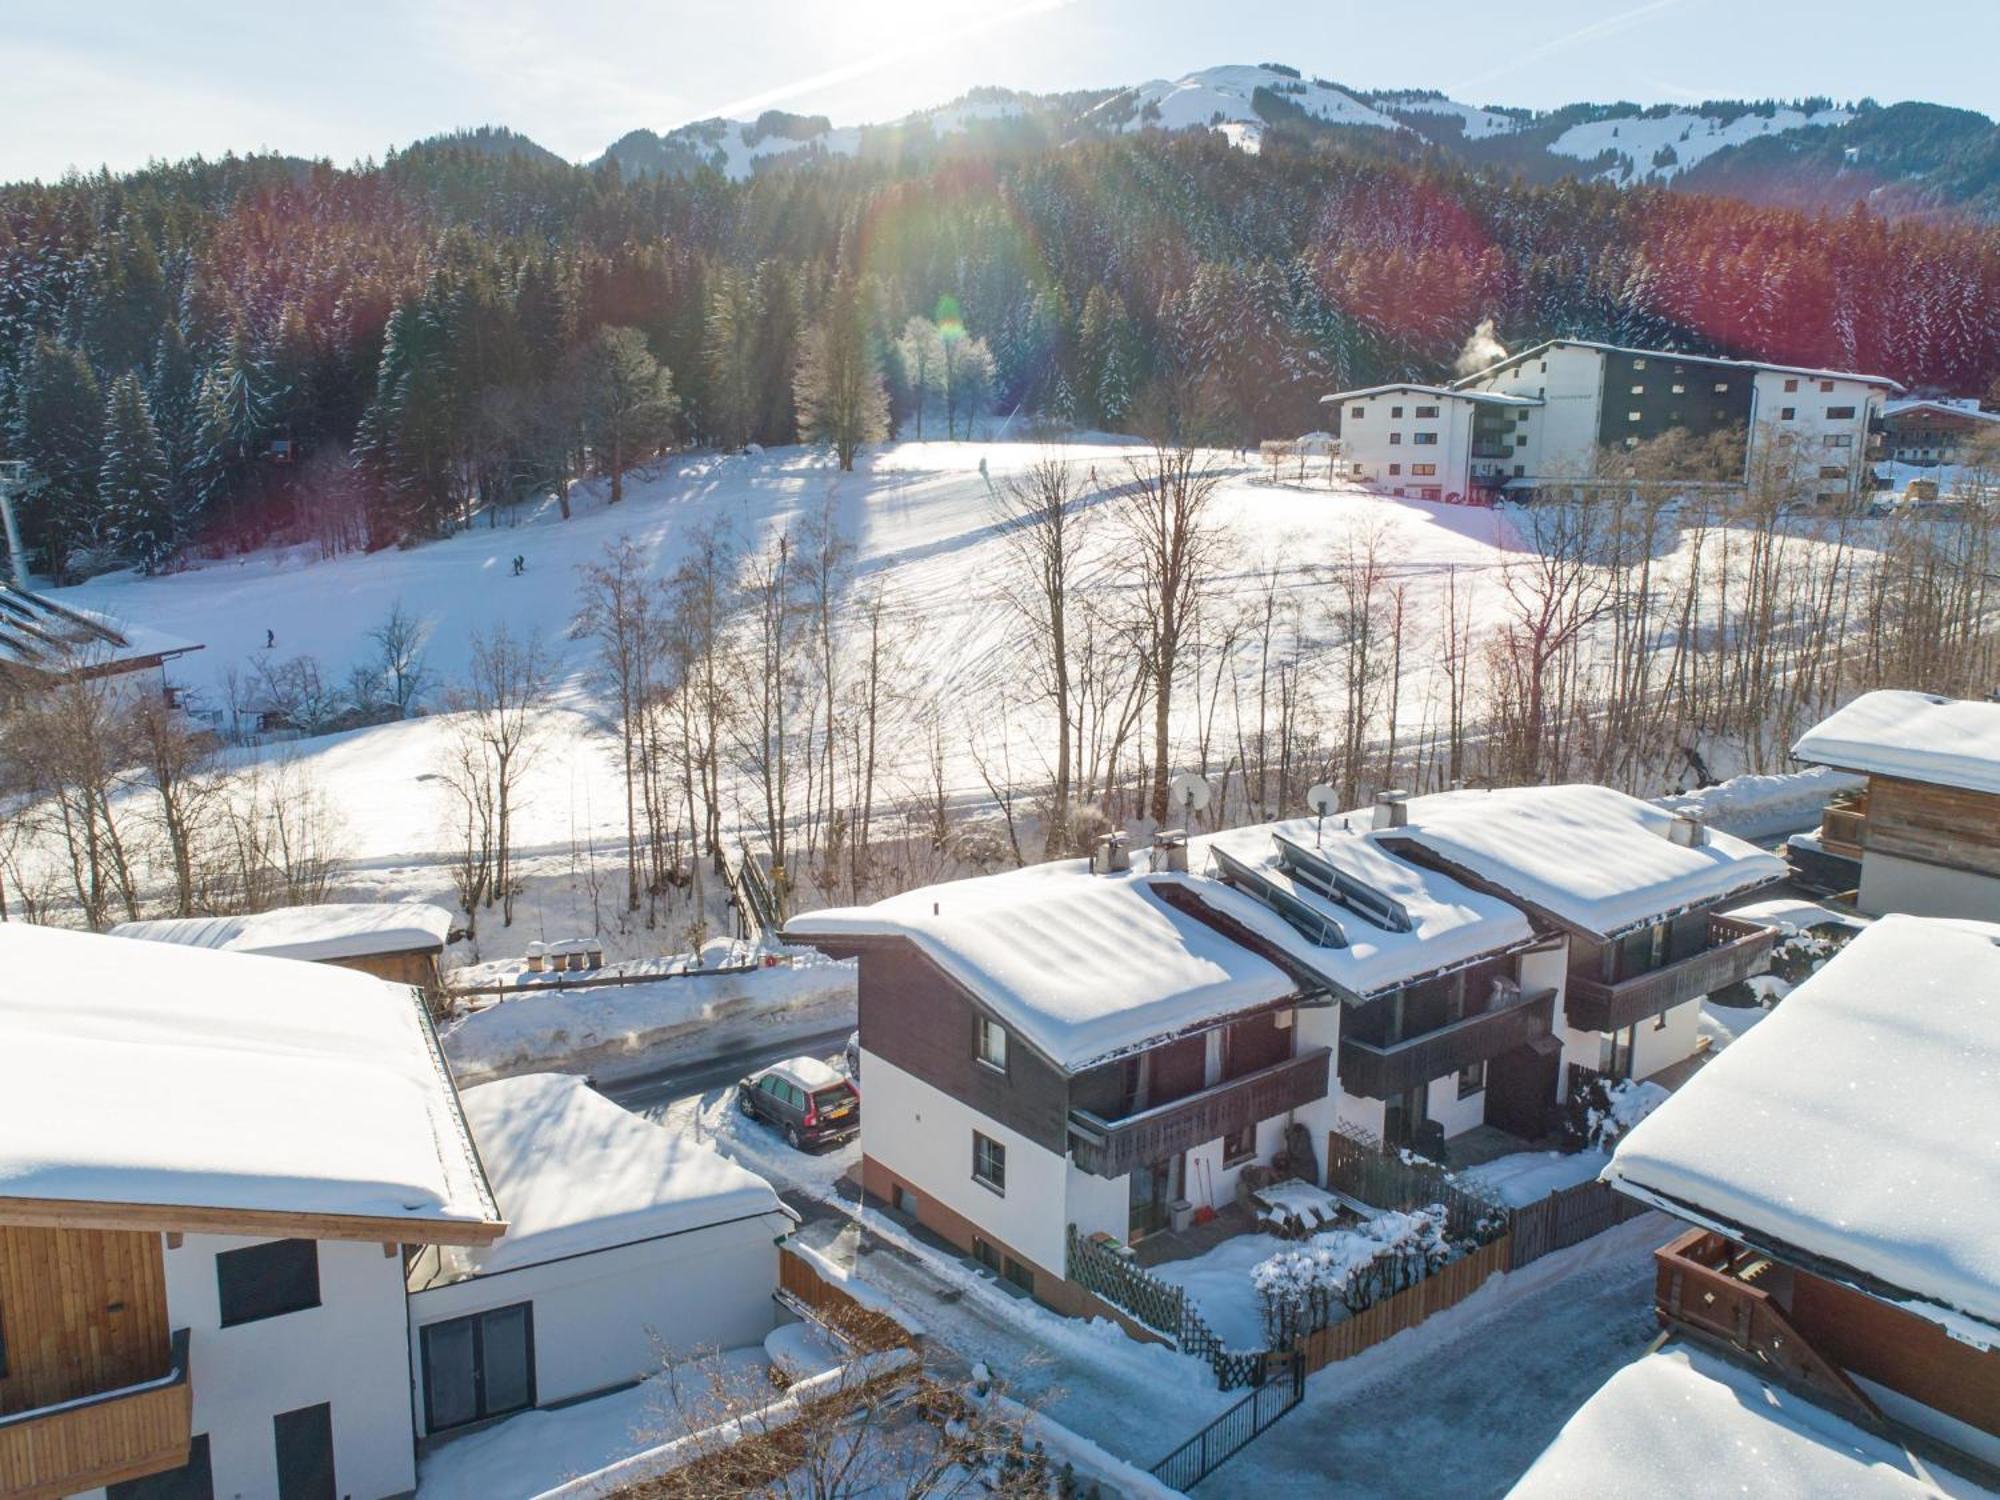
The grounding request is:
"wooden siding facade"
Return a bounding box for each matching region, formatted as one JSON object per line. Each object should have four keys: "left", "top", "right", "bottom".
{"left": 1862, "top": 774, "right": 2000, "bottom": 880}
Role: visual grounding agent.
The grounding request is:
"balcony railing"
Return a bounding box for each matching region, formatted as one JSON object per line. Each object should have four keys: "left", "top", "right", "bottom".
{"left": 1069, "top": 1048, "right": 1331, "bottom": 1179}
{"left": 1338, "top": 989, "right": 1555, "bottom": 1100}
{"left": 1564, "top": 915, "right": 1776, "bottom": 1034}
{"left": 0, "top": 1328, "right": 192, "bottom": 1499}
{"left": 1818, "top": 801, "right": 1866, "bottom": 860}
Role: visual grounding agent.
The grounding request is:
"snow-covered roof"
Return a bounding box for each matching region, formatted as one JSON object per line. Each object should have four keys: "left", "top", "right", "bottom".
{"left": 1187, "top": 817, "right": 1535, "bottom": 1000}
{"left": 784, "top": 861, "right": 1297, "bottom": 1072}
{"left": 1509, "top": 1344, "right": 1998, "bottom": 1500}
{"left": 1792, "top": 690, "right": 2000, "bottom": 796}
{"left": 0, "top": 922, "right": 499, "bottom": 1237}
{"left": 444, "top": 1074, "right": 785, "bottom": 1278}
{"left": 112, "top": 901, "right": 455, "bottom": 962}
{"left": 1379, "top": 785, "right": 1785, "bottom": 940}
{"left": 1320, "top": 383, "right": 1542, "bottom": 408}
{"left": 0, "top": 584, "right": 202, "bottom": 677}
{"left": 1883, "top": 397, "right": 2000, "bottom": 423}
{"left": 1453, "top": 338, "right": 1904, "bottom": 394}
{"left": 1606, "top": 915, "right": 2000, "bottom": 1343}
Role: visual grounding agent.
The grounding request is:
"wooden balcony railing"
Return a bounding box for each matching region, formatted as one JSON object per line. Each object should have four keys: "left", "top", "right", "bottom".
{"left": 0, "top": 1328, "right": 192, "bottom": 1499}
{"left": 1564, "top": 915, "right": 1776, "bottom": 1034}
{"left": 1069, "top": 1048, "right": 1331, "bottom": 1179}
{"left": 1338, "top": 989, "right": 1555, "bottom": 1100}
{"left": 1653, "top": 1229, "right": 1878, "bottom": 1422}
{"left": 1819, "top": 804, "right": 1867, "bottom": 860}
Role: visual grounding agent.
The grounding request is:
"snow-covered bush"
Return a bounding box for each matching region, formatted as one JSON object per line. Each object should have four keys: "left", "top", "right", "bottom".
{"left": 1253, "top": 1205, "right": 1454, "bottom": 1346}
{"left": 1767, "top": 925, "right": 1852, "bottom": 985}
{"left": 1582, "top": 1078, "right": 1668, "bottom": 1150}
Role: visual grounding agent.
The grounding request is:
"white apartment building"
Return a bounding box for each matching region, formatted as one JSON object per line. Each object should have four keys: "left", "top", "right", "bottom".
{"left": 1320, "top": 383, "right": 1540, "bottom": 502}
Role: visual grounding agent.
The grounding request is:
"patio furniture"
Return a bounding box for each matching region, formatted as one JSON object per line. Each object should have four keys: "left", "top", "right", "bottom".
{"left": 1252, "top": 1179, "right": 1342, "bottom": 1238}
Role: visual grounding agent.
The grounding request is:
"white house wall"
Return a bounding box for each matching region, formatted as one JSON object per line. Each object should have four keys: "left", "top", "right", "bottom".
{"left": 859, "top": 1047, "right": 1071, "bottom": 1274}
{"left": 1464, "top": 345, "right": 1604, "bottom": 479}
{"left": 1859, "top": 849, "right": 2000, "bottom": 923}
{"left": 164, "top": 1233, "right": 419, "bottom": 1500}
{"left": 1631, "top": 996, "right": 1702, "bottom": 1082}
{"left": 405, "top": 1215, "right": 788, "bottom": 1433}
{"left": 1337, "top": 390, "right": 1477, "bottom": 498}
{"left": 1749, "top": 370, "right": 1887, "bottom": 502}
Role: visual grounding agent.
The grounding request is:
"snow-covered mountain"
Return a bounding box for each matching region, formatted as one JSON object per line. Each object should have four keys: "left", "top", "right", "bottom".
{"left": 1085, "top": 64, "right": 1401, "bottom": 152}
{"left": 1543, "top": 103, "right": 1855, "bottom": 184}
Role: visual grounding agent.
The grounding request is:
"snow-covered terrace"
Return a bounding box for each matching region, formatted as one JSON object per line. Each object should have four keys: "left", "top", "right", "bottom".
{"left": 1186, "top": 815, "right": 1535, "bottom": 1001}
{"left": 427, "top": 1073, "right": 789, "bottom": 1282}
{"left": 1509, "top": 1344, "right": 1997, "bottom": 1499}
{"left": 783, "top": 859, "right": 1297, "bottom": 1072}
{"left": 1792, "top": 689, "right": 2000, "bottom": 797}
{"left": 1377, "top": 784, "right": 1786, "bottom": 940}
{"left": 1606, "top": 914, "right": 2000, "bottom": 1346}
{"left": 112, "top": 901, "right": 455, "bottom": 962}
{"left": 0, "top": 923, "right": 500, "bottom": 1239}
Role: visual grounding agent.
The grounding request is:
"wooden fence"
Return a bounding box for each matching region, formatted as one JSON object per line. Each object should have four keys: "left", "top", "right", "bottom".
{"left": 1507, "top": 1178, "right": 1650, "bottom": 1270}
{"left": 1324, "top": 1126, "right": 1509, "bottom": 1242}
{"left": 1294, "top": 1234, "right": 1512, "bottom": 1374}
{"left": 776, "top": 1247, "right": 908, "bottom": 1353}
{"left": 1065, "top": 1226, "right": 1267, "bottom": 1390}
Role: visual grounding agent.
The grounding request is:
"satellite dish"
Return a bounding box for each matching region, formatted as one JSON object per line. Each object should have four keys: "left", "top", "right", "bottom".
{"left": 1305, "top": 784, "right": 1338, "bottom": 817}
{"left": 1168, "top": 771, "right": 1212, "bottom": 816}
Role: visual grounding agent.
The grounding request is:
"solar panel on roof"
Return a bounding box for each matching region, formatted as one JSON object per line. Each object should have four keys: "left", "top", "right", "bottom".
{"left": 1210, "top": 845, "right": 1349, "bottom": 948}
{"left": 1271, "top": 833, "right": 1414, "bottom": 933}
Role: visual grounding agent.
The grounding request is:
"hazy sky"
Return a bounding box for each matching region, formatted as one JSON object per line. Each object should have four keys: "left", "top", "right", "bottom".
{"left": 5, "top": 0, "right": 1992, "bottom": 183}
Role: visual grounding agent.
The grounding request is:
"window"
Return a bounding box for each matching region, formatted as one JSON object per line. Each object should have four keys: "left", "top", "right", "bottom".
{"left": 1002, "top": 1256, "right": 1037, "bottom": 1294}
{"left": 1513, "top": 464, "right": 1525, "bottom": 477}
{"left": 1713, "top": 381, "right": 1730, "bottom": 393}
{"left": 1457, "top": 1060, "right": 1486, "bottom": 1099}
{"left": 1349, "top": 406, "right": 1365, "bottom": 420}
{"left": 1412, "top": 432, "right": 1438, "bottom": 446}
{"left": 1420, "top": 487, "right": 1442, "bottom": 500}
{"left": 1627, "top": 411, "right": 1642, "bottom": 422}
{"left": 1653, "top": 1010, "right": 1671, "bottom": 1032}
{"left": 1784, "top": 377, "right": 1800, "bottom": 393}
{"left": 1825, "top": 433, "right": 1853, "bottom": 449}
{"left": 1390, "top": 405, "right": 1404, "bottom": 419}
{"left": 1826, "top": 405, "right": 1856, "bottom": 420}
{"left": 1632, "top": 358, "right": 1646, "bottom": 370}
{"left": 1411, "top": 463, "right": 1437, "bottom": 477}
{"left": 1516, "top": 435, "right": 1528, "bottom": 447}
{"left": 1630, "top": 384, "right": 1645, "bottom": 395}
{"left": 421, "top": 1304, "right": 535, "bottom": 1432}
{"left": 1820, "top": 379, "right": 1834, "bottom": 392}
{"left": 973, "top": 1238, "right": 1002, "bottom": 1275}
{"left": 1414, "top": 404, "right": 1439, "bottom": 419}
{"left": 216, "top": 1239, "right": 319, "bottom": 1328}
{"left": 1819, "top": 465, "right": 1848, "bottom": 479}
{"left": 1388, "top": 463, "right": 1401, "bottom": 476}
{"left": 1223, "top": 1122, "right": 1257, "bottom": 1165}
{"left": 975, "top": 1016, "right": 1008, "bottom": 1072}
{"left": 1670, "top": 383, "right": 1686, "bottom": 394}
{"left": 973, "top": 1132, "right": 1006, "bottom": 1194}
{"left": 1389, "top": 431, "right": 1402, "bottom": 445}
{"left": 1538, "top": 360, "right": 1547, "bottom": 372}
{"left": 1780, "top": 406, "right": 1796, "bottom": 420}
{"left": 273, "top": 1403, "right": 335, "bottom": 1500}
{"left": 109, "top": 1435, "right": 214, "bottom": 1500}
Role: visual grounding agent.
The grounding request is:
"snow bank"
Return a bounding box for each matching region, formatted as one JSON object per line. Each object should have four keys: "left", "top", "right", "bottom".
{"left": 1461, "top": 1150, "right": 1611, "bottom": 1208}
{"left": 112, "top": 901, "right": 454, "bottom": 961}
{"left": 442, "top": 956, "right": 855, "bottom": 1085}
{"left": 444, "top": 1073, "right": 785, "bottom": 1278}
{"left": 1793, "top": 689, "right": 2000, "bottom": 796}
{"left": 976, "top": 1391, "right": 1188, "bottom": 1500}
{"left": 0, "top": 922, "right": 494, "bottom": 1228}
{"left": 786, "top": 862, "right": 1293, "bottom": 1071}
{"left": 1608, "top": 914, "right": 2000, "bottom": 1343}
{"left": 1508, "top": 1343, "right": 1997, "bottom": 1499}
{"left": 1384, "top": 784, "right": 1785, "bottom": 939}
{"left": 1654, "top": 765, "right": 1860, "bottom": 841}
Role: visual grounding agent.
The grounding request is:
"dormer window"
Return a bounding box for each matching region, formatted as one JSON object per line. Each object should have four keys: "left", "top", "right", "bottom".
{"left": 976, "top": 1016, "right": 1008, "bottom": 1072}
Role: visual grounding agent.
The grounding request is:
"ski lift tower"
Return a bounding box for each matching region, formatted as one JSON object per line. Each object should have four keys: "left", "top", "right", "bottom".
{"left": 0, "top": 461, "right": 27, "bottom": 587}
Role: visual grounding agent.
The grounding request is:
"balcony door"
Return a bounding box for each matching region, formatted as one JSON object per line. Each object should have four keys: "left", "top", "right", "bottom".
{"left": 1128, "top": 1153, "right": 1182, "bottom": 1240}
{"left": 1383, "top": 1087, "right": 1428, "bottom": 1150}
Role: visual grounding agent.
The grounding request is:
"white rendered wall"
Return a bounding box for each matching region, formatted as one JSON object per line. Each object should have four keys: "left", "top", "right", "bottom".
{"left": 1631, "top": 997, "right": 1701, "bottom": 1082}
{"left": 1337, "top": 390, "right": 1477, "bottom": 497}
{"left": 1859, "top": 850, "right": 2000, "bottom": 922}
{"left": 164, "top": 1234, "right": 419, "bottom": 1500}
{"left": 405, "top": 1215, "right": 787, "bottom": 1433}
{"left": 1464, "top": 345, "right": 1604, "bottom": 478}
{"left": 860, "top": 1048, "right": 1071, "bottom": 1273}
{"left": 1750, "top": 370, "right": 1887, "bottom": 502}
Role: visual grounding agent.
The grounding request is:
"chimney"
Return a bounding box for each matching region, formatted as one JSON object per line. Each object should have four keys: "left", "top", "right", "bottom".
{"left": 1091, "top": 832, "right": 1131, "bottom": 875}
{"left": 1667, "top": 811, "right": 1708, "bottom": 848}
{"left": 1152, "top": 828, "right": 1189, "bottom": 874}
{"left": 1373, "top": 789, "right": 1411, "bottom": 831}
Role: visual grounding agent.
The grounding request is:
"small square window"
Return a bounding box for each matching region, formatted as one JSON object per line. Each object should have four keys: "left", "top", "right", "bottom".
{"left": 1784, "top": 377, "right": 1800, "bottom": 392}
{"left": 976, "top": 1016, "right": 1008, "bottom": 1072}
{"left": 1820, "top": 380, "right": 1834, "bottom": 392}
{"left": 1002, "top": 1256, "right": 1036, "bottom": 1294}
{"left": 1713, "top": 381, "right": 1729, "bottom": 393}
{"left": 973, "top": 1237, "right": 1002, "bottom": 1274}
{"left": 1513, "top": 464, "right": 1525, "bottom": 477}
{"left": 1632, "top": 358, "right": 1647, "bottom": 370}
{"left": 1780, "top": 407, "right": 1796, "bottom": 420}
{"left": 973, "top": 1132, "right": 1006, "bottom": 1194}
{"left": 1389, "top": 432, "right": 1402, "bottom": 445}
{"left": 1670, "top": 383, "right": 1685, "bottom": 394}
{"left": 1630, "top": 384, "right": 1645, "bottom": 395}
{"left": 1223, "top": 1122, "right": 1256, "bottom": 1166}
{"left": 1390, "top": 405, "right": 1404, "bottom": 419}
{"left": 1628, "top": 411, "right": 1642, "bottom": 422}
{"left": 1350, "top": 406, "right": 1364, "bottom": 420}
{"left": 1457, "top": 1060, "right": 1487, "bottom": 1099}
{"left": 1388, "top": 463, "right": 1401, "bottom": 476}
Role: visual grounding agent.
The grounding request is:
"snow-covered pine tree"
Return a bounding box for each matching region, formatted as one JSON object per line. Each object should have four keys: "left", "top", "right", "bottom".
{"left": 99, "top": 371, "right": 171, "bottom": 572}
{"left": 8, "top": 337, "right": 102, "bottom": 582}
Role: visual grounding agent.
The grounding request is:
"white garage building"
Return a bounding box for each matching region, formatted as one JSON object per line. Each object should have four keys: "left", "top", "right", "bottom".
{"left": 406, "top": 1073, "right": 796, "bottom": 1438}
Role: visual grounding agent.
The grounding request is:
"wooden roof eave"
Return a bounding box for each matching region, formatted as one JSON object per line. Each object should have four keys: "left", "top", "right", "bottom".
{"left": 0, "top": 1194, "right": 508, "bottom": 1247}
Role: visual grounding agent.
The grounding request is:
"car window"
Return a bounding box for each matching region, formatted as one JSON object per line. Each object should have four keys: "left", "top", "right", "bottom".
{"left": 759, "top": 1076, "right": 781, "bottom": 1095}
{"left": 813, "top": 1087, "right": 852, "bottom": 1112}
{"left": 783, "top": 1081, "right": 805, "bottom": 1108}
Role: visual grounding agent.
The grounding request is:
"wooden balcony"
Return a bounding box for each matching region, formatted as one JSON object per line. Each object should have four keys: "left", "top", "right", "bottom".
{"left": 1069, "top": 1048, "right": 1331, "bottom": 1179}
{"left": 1564, "top": 915, "right": 1775, "bottom": 1034}
{"left": 1338, "top": 988, "right": 1555, "bottom": 1100}
{"left": 1818, "top": 802, "right": 1867, "bottom": 860}
{"left": 1653, "top": 1229, "right": 1878, "bottom": 1422}
{"left": 0, "top": 1329, "right": 193, "bottom": 1499}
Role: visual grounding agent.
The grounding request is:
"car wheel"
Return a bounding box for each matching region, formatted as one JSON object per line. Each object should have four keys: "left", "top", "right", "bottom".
{"left": 784, "top": 1123, "right": 801, "bottom": 1149}
{"left": 738, "top": 1089, "right": 756, "bottom": 1117}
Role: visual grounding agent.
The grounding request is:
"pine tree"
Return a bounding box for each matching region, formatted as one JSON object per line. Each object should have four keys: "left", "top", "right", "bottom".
{"left": 8, "top": 338, "right": 103, "bottom": 582}
{"left": 99, "top": 372, "right": 172, "bottom": 571}
{"left": 793, "top": 278, "right": 889, "bottom": 471}
{"left": 576, "top": 325, "right": 675, "bottom": 502}
{"left": 701, "top": 269, "right": 756, "bottom": 449}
